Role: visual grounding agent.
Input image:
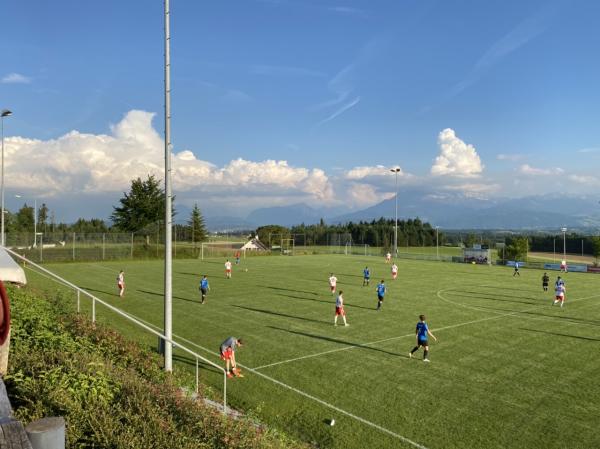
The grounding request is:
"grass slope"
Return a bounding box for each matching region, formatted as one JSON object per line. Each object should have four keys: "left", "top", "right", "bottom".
{"left": 24, "top": 254, "right": 600, "bottom": 449}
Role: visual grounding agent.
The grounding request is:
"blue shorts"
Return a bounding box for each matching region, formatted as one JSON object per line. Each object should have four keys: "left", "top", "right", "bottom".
{"left": 418, "top": 339, "right": 428, "bottom": 347}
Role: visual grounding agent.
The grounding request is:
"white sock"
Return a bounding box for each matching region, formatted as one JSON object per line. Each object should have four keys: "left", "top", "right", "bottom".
{"left": 343, "top": 316, "right": 347, "bottom": 325}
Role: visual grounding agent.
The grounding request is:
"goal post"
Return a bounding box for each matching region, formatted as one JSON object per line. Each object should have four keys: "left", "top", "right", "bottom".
{"left": 200, "top": 241, "right": 245, "bottom": 260}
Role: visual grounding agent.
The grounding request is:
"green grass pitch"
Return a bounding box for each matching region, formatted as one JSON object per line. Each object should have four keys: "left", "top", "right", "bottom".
{"left": 24, "top": 254, "right": 600, "bottom": 449}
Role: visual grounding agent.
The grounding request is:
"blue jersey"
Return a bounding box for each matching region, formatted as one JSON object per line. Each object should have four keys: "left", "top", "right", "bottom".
{"left": 377, "top": 283, "right": 386, "bottom": 296}
{"left": 363, "top": 269, "right": 370, "bottom": 279}
{"left": 416, "top": 322, "right": 429, "bottom": 341}
{"left": 200, "top": 278, "right": 209, "bottom": 289}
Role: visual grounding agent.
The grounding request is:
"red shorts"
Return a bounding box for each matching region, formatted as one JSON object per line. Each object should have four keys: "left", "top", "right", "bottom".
{"left": 118, "top": 282, "right": 124, "bottom": 290}
{"left": 556, "top": 296, "right": 564, "bottom": 301}
{"left": 220, "top": 348, "right": 233, "bottom": 361}
{"left": 330, "top": 285, "right": 336, "bottom": 291}
{"left": 392, "top": 272, "right": 397, "bottom": 278}
{"left": 335, "top": 306, "right": 345, "bottom": 316}
{"left": 226, "top": 269, "right": 231, "bottom": 273}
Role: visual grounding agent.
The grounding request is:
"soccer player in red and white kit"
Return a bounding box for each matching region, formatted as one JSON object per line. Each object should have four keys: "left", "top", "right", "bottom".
{"left": 334, "top": 290, "right": 348, "bottom": 326}
{"left": 224, "top": 259, "right": 232, "bottom": 279}
{"left": 553, "top": 282, "right": 566, "bottom": 307}
{"left": 391, "top": 263, "right": 398, "bottom": 280}
{"left": 328, "top": 273, "right": 338, "bottom": 294}
{"left": 385, "top": 252, "right": 392, "bottom": 263}
{"left": 117, "top": 270, "right": 125, "bottom": 297}
{"left": 220, "top": 337, "right": 244, "bottom": 378}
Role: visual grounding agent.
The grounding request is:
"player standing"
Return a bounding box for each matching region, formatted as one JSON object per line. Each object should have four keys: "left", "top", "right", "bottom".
{"left": 329, "top": 273, "right": 338, "bottom": 294}
{"left": 409, "top": 315, "right": 438, "bottom": 362}
{"left": 385, "top": 252, "right": 392, "bottom": 263}
{"left": 376, "top": 280, "right": 386, "bottom": 310}
{"left": 513, "top": 262, "right": 520, "bottom": 276}
{"left": 560, "top": 259, "right": 568, "bottom": 272}
{"left": 199, "top": 275, "right": 210, "bottom": 304}
{"left": 542, "top": 272, "right": 550, "bottom": 291}
{"left": 334, "top": 290, "right": 349, "bottom": 326}
{"left": 225, "top": 259, "right": 232, "bottom": 279}
{"left": 235, "top": 251, "right": 241, "bottom": 265}
{"left": 391, "top": 263, "right": 398, "bottom": 280}
{"left": 553, "top": 282, "right": 566, "bottom": 307}
{"left": 363, "top": 266, "right": 370, "bottom": 286}
{"left": 116, "top": 270, "right": 125, "bottom": 298}
{"left": 220, "top": 337, "right": 244, "bottom": 378}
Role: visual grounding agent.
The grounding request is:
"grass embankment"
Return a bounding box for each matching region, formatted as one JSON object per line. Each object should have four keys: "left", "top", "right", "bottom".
{"left": 4, "top": 286, "right": 306, "bottom": 449}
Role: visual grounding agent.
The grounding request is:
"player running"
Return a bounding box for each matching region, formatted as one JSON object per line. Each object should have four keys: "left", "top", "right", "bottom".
{"left": 363, "top": 266, "right": 370, "bottom": 286}
{"left": 553, "top": 282, "right": 566, "bottom": 307}
{"left": 542, "top": 272, "right": 550, "bottom": 292}
{"left": 376, "top": 280, "right": 386, "bottom": 310}
{"left": 391, "top": 263, "right": 398, "bottom": 280}
{"left": 409, "top": 315, "right": 438, "bottom": 362}
{"left": 225, "top": 259, "right": 232, "bottom": 279}
{"left": 334, "top": 290, "right": 349, "bottom": 327}
{"left": 116, "top": 270, "right": 125, "bottom": 298}
{"left": 220, "top": 337, "right": 244, "bottom": 378}
{"left": 555, "top": 276, "right": 565, "bottom": 289}
{"left": 329, "top": 273, "right": 338, "bottom": 294}
{"left": 235, "top": 251, "right": 241, "bottom": 265}
{"left": 199, "top": 275, "right": 210, "bottom": 304}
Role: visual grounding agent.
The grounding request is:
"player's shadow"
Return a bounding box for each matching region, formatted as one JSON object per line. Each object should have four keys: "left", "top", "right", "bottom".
{"left": 175, "top": 272, "right": 199, "bottom": 277}
{"left": 274, "top": 293, "right": 331, "bottom": 306}
{"left": 267, "top": 326, "right": 399, "bottom": 357}
{"left": 172, "top": 354, "right": 224, "bottom": 373}
{"left": 80, "top": 286, "right": 119, "bottom": 297}
{"left": 446, "top": 290, "right": 537, "bottom": 306}
{"left": 137, "top": 289, "right": 198, "bottom": 304}
{"left": 231, "top": 305, "right": 330, "bottom": 325}
{"left": 267, "top": 286, "right": 319, "bottom": 296}
{"left": 520, "top": 328, "right": 600, "bottom": 342}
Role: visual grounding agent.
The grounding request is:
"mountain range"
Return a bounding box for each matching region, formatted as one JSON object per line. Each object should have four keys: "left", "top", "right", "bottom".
{"left": 197, "top": 189, "right": 600, "bottom": 231}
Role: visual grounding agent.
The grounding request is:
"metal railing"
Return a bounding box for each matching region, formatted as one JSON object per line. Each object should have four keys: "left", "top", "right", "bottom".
{"left": 3, "top": 247, "right": 228, "bottom": 414}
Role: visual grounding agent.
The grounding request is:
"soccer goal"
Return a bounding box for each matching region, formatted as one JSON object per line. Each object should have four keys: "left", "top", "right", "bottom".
{"left": 200, "top": 241, "right": 245, "bottom": 260}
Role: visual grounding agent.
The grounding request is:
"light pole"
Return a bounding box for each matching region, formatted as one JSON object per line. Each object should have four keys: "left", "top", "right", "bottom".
{"left": 390, "top": 167, "right": 401, "bottom": 256}
{"left": 15, "top": 195, "right": 37, "bottom": 247}
{"left": 561, "top": 227, "right": 567, "bottom": 263}
{"left": 1, "top": 109, "right": 12, "bottom": 246}
{"left": 163, "top": 0, "right": 173, "bottom": 372}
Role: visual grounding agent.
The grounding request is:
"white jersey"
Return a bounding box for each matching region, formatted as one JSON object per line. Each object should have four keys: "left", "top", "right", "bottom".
{"left": 117, "top": 273, "right": 124, "bottom": 285}
{"left": 386, "top": 253, "right": 391, "bottom": 260}
{"left": 335, "top": 294, "right": 344, "bottom": 308}
{"left": 555, "top": 285, "right": 565, "bottom": 297}
{"left": 391, "top": 264, "right": 398, "bottom": 274}
{"left": 225, "top": 261, "right": 232, "bottom": 270}
{"left": 329, "top": 276, "right": 337, "bottom": 287}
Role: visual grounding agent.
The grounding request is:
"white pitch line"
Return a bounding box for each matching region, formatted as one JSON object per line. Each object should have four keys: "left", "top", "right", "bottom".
{"left": 114, "top": 311, "right": 429, "bottom": 449}
{"left": 252, "top": 291, "right": 600, "bottom": 370}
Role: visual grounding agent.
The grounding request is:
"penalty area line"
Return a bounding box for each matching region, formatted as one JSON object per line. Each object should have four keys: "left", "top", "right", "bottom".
{"left": 124, "top": 313, "right": 429, "bottom": 449}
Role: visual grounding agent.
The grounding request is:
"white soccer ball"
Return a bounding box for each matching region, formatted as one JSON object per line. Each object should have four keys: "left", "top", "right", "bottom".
{"left": 330, "top": 419, "right": 335, "bottom": 426}
{"left": 245, "top": 268, "right": 248, "bottom": 272}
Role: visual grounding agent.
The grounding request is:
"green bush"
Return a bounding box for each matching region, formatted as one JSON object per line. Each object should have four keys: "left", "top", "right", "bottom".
{"left": 5, "top": 287, "right": 306, "bottom": 449}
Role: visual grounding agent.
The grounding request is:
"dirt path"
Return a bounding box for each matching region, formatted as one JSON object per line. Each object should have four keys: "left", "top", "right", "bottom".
{"left": 528, "top": 251, "right": 597, "bottom": 264}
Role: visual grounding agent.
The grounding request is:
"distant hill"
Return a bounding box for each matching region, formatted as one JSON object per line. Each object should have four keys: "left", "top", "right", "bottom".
{"left": 331, "top": 190, "right": 600, "bottom": 230}
{"left": 245, "top": 203, "right": 327, "bottom": 227}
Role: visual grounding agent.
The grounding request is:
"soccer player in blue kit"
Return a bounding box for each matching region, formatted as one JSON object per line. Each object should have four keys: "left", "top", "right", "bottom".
{"left": 363, "top": 266, "right": 370, "bottom": 286}
{"left": 199, "top": 275, "right": 210, "bottom": 304}
{"left": 376, "top": 280, "right": 386, "bottom": 310}
{"left": 409, "top": 315, "right": 437, "bottom": 362}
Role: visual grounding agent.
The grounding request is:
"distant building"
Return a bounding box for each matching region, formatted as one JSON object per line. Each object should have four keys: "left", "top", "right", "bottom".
{"left": 241, "top": 237, "right": 269, "bottom": 252}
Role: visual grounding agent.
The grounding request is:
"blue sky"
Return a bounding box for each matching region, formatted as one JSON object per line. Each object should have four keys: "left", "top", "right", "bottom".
{"left": 1, "top": 0, "right": 599, "bottom": 221}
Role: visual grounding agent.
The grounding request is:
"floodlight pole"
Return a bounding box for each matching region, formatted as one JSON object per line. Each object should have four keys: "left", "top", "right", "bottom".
{"left": 163, "top": 0, "right": 173, "bottom": 372}
{"left": 391, "top": 167, "right": 401, "bottom": 256}
{"left": 1, "top": 109, "right": 12, "bottom": 247}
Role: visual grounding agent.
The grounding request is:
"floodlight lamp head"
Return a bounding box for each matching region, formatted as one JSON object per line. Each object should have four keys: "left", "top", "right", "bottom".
{"left": 390, "top": 167, "right": 401, "bottom": 173}
{"left": 1, "top": 110, "right": 12, "bottom": 118}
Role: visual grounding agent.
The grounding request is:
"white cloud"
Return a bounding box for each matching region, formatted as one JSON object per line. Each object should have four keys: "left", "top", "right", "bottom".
{"left": 577, "top": 147, "right": 600, "bottom": 153}
{"left": 3, "top": 110, "right": 334, "bottom": 203}
{"left": 431, "top": 128, "right": 483, "bottom": 177}
{"left": 1, "top": 72, "right": 31, "bottom": 84}
{"left": 345, "top": 165, "right": 403, "bottom": 180}
{"left": 443, "top": 183, "right": 501, "bottom": 199}
{"left": 497, "top": 153, "right": 525, "bottom": 161}
{"left": 519, "top": 164, "right": 564, "bottom": 176}
{"left": 568, "top": 174, "right": 600, "bottom": 186}
{"left": 346, "top": 183, "right": 391, "bottom": 207}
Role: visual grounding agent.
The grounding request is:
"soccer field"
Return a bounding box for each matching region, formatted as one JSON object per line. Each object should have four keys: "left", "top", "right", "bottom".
{"left": 25, "top": 254, "right": 600, "bottom": 449}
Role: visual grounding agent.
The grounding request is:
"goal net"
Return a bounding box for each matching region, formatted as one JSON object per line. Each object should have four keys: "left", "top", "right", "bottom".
{"left": 200, "top": 241, "right": 245, "bottom": 260}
